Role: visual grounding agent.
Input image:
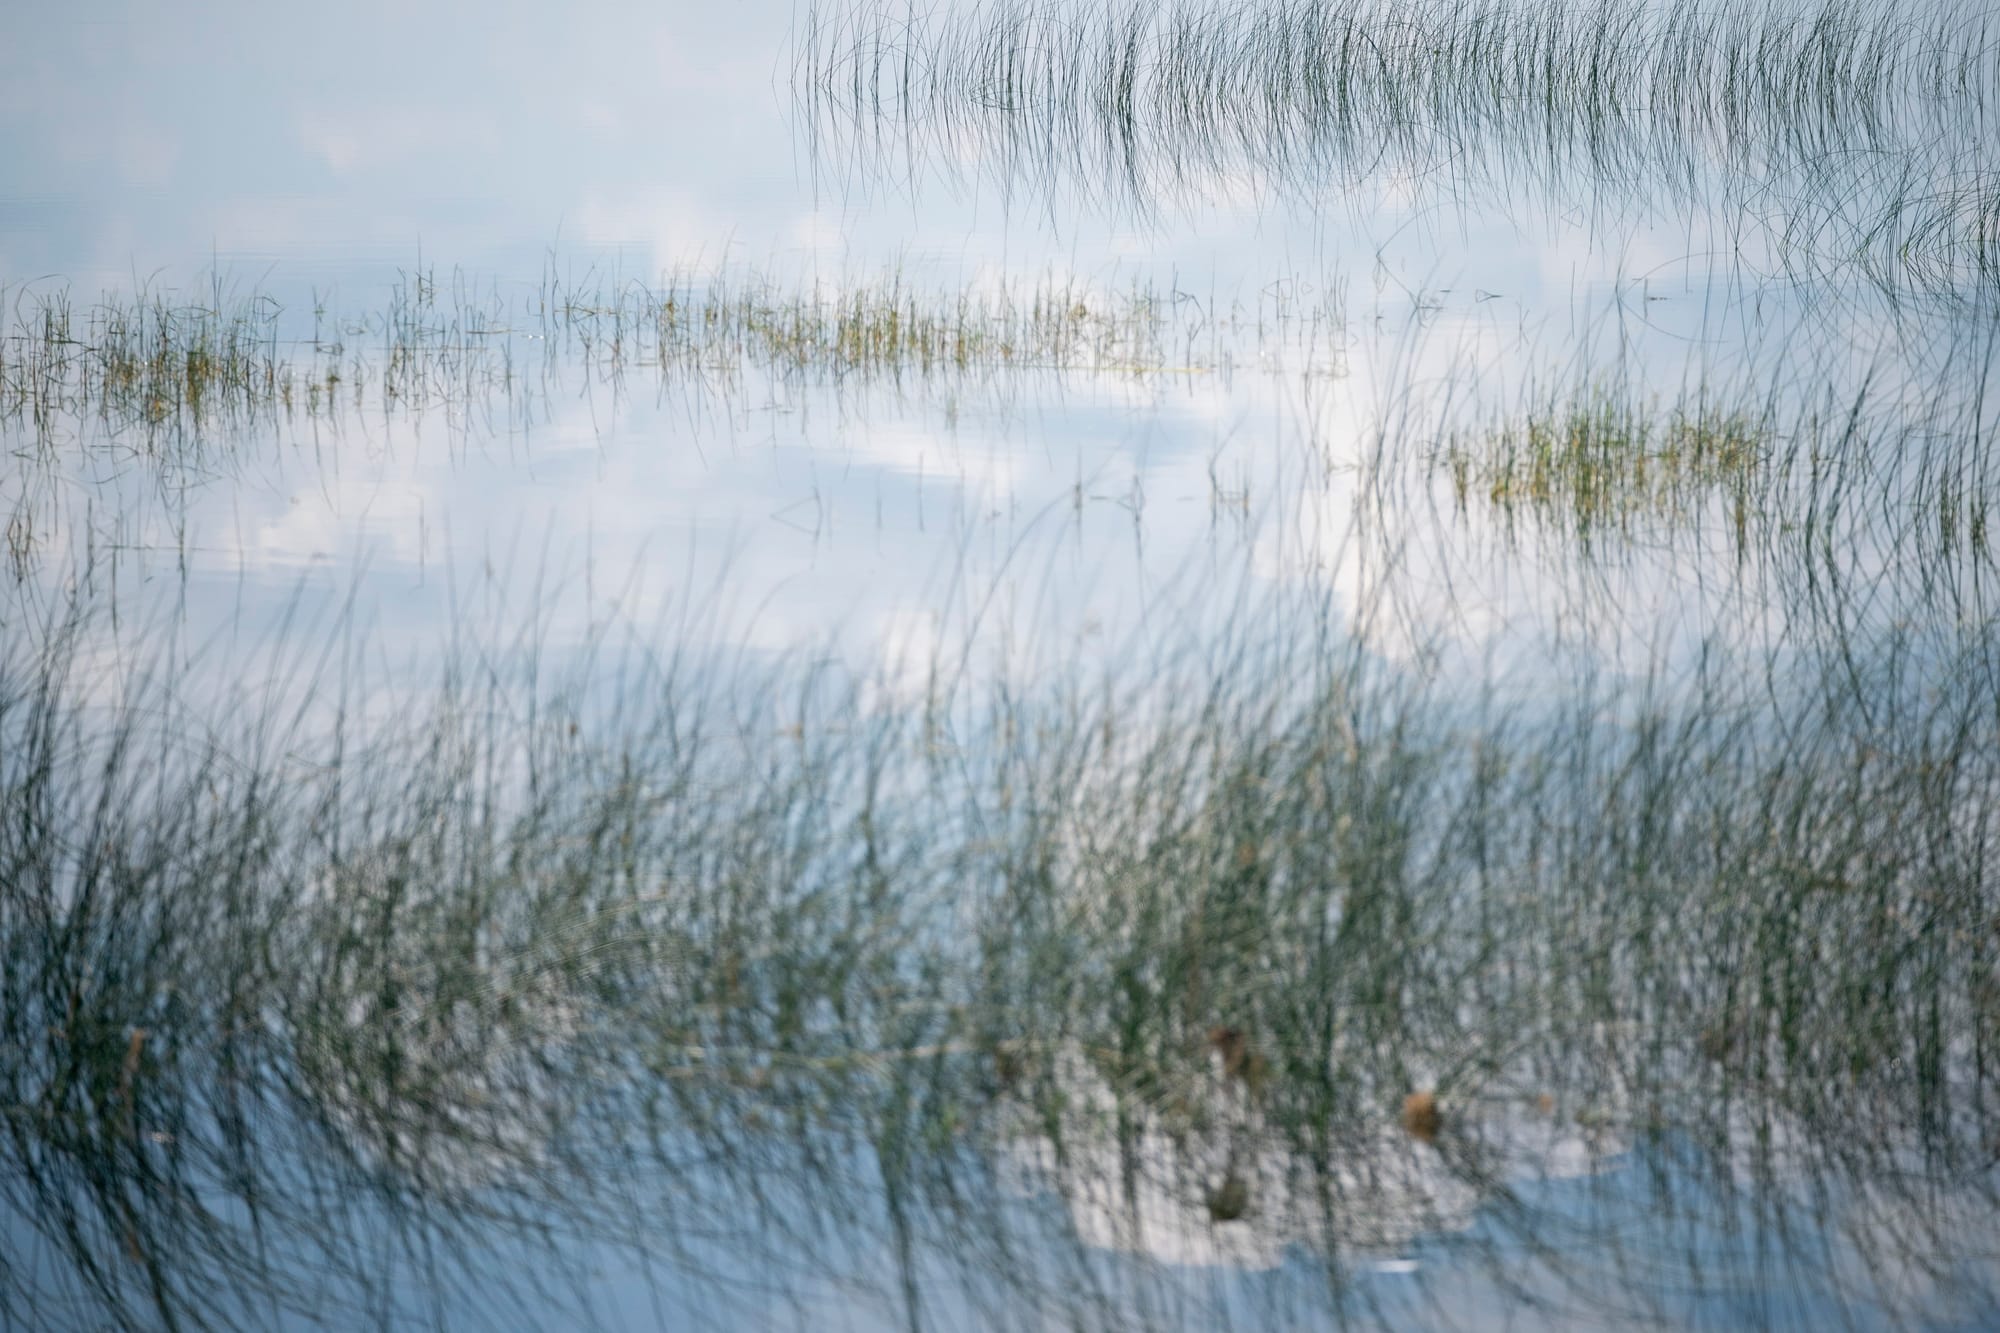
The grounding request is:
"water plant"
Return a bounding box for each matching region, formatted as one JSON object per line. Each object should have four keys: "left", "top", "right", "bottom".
{"left": 0, "top": 263, "right": 1325, "bottom": 450}
{"left": 799, "top": 0, "right": 2000, "bottom": 293}
{"left": 1440, "top": 390, "right": 1771, "bottom": 533}
{"left": 2, "top": 558, "right": 1994, "bottom": 1328}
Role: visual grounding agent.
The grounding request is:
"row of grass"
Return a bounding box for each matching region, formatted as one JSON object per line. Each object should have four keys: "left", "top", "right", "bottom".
{"left": 0, "top": 266, "right": 1279, "bottom": 449}
{"left": 799, "top": 0, "right": 2000, "bottom": 290}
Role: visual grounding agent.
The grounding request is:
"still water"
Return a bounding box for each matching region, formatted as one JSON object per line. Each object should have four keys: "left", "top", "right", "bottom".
{"left": 3, "top": 0, "right": 1998, "bottom": 1327}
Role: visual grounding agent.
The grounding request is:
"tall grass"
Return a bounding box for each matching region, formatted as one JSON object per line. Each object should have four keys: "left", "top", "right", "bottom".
{"left": 799, "top": 0, "right": 2000, "bottom": 292}
{"left": 2, "top": 558, "right": 1994, "bottom": 1328}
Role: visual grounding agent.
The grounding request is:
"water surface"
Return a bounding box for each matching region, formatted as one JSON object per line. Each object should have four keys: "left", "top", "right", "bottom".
{"left": 3, "top": 0, "right": 1999, "bottom": 1327}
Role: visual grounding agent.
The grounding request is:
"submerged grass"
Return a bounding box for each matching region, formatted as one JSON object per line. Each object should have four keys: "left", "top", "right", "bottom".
{"left": 1, "top": 563, "right": 1996, "bottom": 1328}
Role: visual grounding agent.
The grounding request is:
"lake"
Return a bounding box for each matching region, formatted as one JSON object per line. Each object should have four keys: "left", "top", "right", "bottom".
{"left": 3, "top": 0, "right": 1998, "bottom": 1327}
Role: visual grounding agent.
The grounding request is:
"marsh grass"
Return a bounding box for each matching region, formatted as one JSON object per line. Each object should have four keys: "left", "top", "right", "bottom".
{"left": 0, "top": 259, "right": 1349, "bottom": 579}
{"left": 2, "top": 562, "right": 1996, "bottom": 1328}
{"left": 1442, "top": 391, "right": 1771, "bottom": 533}
{"left": 0, "top": 263, "right": 1316, "bottom": 455}
{"left": 5, "top": 3, "right": 1996, "bottom": 1323}
{"left": 800, "top": 0, "right": 2000, "bottom": 292}
{"left": 0, "top": 281, "right": 299, "bottom": 442}
{"left": 545, "top": 266, "right": 1185, "bottom": 380}
{"left": 0, "top": 279, "right": 437, "bottom": 450}
{"left": 1423, "top": 354, "right": 2000, "bottom": 584}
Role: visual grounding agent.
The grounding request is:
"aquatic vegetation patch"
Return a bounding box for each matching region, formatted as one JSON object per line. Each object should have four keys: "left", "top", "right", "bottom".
{"left": 2, "top": 582, "right": 1996, "bottom": 1327}
{"left": 1440, "top": 390, "right": 1772, "bottom": 537}
{"left": 800, "top": 0, "right": 2000, "bottom": 292}
{"left": 1428, "top": 369, "right": 1999, "bottom": 569}
{"left": 560, "top": 269, "right": 1139, "bottom": 373}
{"left": 0, "top": 275, "right": 504, "bottom": 448}
{"left": 0, "top": 263, "right": 1328, "bottom": 450}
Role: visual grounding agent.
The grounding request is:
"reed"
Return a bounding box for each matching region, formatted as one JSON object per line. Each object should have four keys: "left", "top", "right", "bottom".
{"left": 2, "top": 559, "right": 1993, "bottom": 1327}
{"left": 800, "top": 0, "right": 2000, "bottom": 293}
{"left": 1441, "top": 391, "right": 1771, "bottom": 531}
{"left": 0, "top": 263, "right": 1322, "bottom": 450}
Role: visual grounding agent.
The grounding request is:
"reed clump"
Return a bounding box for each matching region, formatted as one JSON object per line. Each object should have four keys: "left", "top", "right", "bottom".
{"left": 1442, "top": 393, "right": 1770, "bottom": 531}
{"left": 1428, "top": 365, "right": 1998, "bottom": 574}
{"left": 0, "top": 278, "right": 482, "bottom": 446}
{"left": 0, "top": 283, "right": 300, "bottom": 440}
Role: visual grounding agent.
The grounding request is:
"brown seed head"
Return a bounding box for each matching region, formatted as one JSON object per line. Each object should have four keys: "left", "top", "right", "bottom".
{"left": 1402, "top": 1090, "right": 1441, "bottom": 1143}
